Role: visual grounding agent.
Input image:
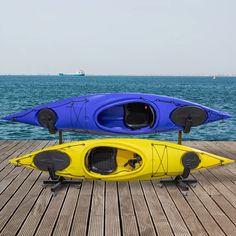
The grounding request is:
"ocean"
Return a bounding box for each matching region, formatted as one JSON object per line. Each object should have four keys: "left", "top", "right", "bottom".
{"left": 0, "top": 75, "right": 235, "bottom": 141}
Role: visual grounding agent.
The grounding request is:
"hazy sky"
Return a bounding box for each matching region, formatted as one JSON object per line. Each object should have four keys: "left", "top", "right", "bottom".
{"left": 0, "top": 0, "right": 235, "bottom": 75}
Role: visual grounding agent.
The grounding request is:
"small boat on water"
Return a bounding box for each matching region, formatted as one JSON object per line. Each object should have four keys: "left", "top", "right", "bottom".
{"left": 59, "top": 70, "right": 85, "bottom": 77}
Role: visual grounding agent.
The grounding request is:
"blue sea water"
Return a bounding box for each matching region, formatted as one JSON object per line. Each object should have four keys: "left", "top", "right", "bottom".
{"left": 0, "top": 75, "right": 235, "bottom": 141}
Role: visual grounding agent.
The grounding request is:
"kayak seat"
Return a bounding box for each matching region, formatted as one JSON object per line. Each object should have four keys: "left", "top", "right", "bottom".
{"left": 124, "top": 103, "right": 155, "bottom": 130}
{"left": 88, "top": 147, "right": 117, "bottom": 175}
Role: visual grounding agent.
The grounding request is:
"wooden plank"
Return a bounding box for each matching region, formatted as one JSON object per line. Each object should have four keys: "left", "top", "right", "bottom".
{"left": 0, "top": 173, "right": 47, "bottom": 236}
{"left": 189, "top": 171, "right": 236, "bottom": 235}
{"left": 0, "top": 141, "right": 236, "bottom": 236}
{"left": 182, "top": 141, "right": 208, "bottom": 151}
{"left": 0, "top": 168, "right": 32, "bottom": 209}
{"left": 0, "top": 141, "right": 55, "bottom": 208}
{"left": 215, "top": 142, "right": 236, "bottom": 158}
{"left": 193, "top": 171, "right": 236, "bottom": 226}
{"left": 210, "top": 167, "right": 236, "bottom": 195}
{"left": 0, "top": 141, "right": 17, "bottom": 157}
{"left": 129, "top": 181, "right": 156, "bottom": 236}
{"left": 0, "top": 140, "right": 36, "bottom": 177}
{"left": 186, "top": 142, "right": 236, "bottom": 231}
{"left": 193, "top": 141, "right": 236, "bottom": 179}
{"left": 0, "top": 166, "right": 25, "bottom": 194}
{"left": 118, "top": 181, "right": 139, "bottom": 236}
{"left": 12, "top": 141, "right": 58, "bottom": 236}
{"left": 225, "top": 163, "right": 236, "bottom": 177}
{"left": 200, "top": 169, "right": 236, "bottom": 208}
{"left": 0, "top": 170, "right": 42, "bottom": 232}
{"left": 70, "top": 180, "right": 93, "bottom": 236}
{"left": 194, "top": 142, "right": 236, "bottom": 208}
{"left": 216, "top": 142, "right": 236, "bottom": 155}
{"left": 221, "top": 166, "right": 236, "bottom": 184}
{"left": 166, "top": 185, "right": 207, "bottom": 236}
{"left": 87, "top": 181, "right": 105, "bottom": 236}
{"left": 52, "top": 185, "right": 80, "bottom": 236}
{"left": 17, "top": 186, "right": 52, "bottom": 236}
{"left": 0, "top": 140, "right": 11, "bottom": 148}
{"left": 0, "top": 141, "right": 50, "bottom": 194}
{"left": 189, "top": 142, "right": 236, "bottom": 207}
{"left": 0, "top": 141, "right": 55, "bottom": 233}
{"left": 152, "top": 180, "right": 191, "bottom": 236}
{"left": 203, "top": 141, "right": 235, "bottom": 159}
{"left": 183, "top": 185, "right": 225, "bottom": 235}
{"left": 140, "top": 180, "right": 173, "bottom": 236}
{"left": 0, "top": 140, "right": 28, "bottom": 168}
{"left": 202, "top": 141, "right": 236, "bottom": 179}
{"left": 0, "top": 140, "right": 7, "bottom": 145}
{"left": 105, "top": 182, "right": 121, "bottom": 236}
{"left": 34, "top": 186, "right": 69, "bottom": 236}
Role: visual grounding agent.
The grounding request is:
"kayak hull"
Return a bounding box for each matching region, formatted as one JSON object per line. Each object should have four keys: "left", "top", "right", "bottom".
{"left": 9, "top": 138, "right": 234, "bottom": 181}
{"left": 3, "top": 93, "right": 230, "bottom": 135}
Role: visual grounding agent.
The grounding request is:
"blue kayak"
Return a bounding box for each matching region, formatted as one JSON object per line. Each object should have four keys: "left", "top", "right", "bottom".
{"left": 3, "top": 93, "right": 230, "bottom": 135}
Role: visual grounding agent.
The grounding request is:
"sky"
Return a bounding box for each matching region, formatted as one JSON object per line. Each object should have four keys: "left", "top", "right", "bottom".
{"left": 0, "top": 0, "right": 235, "bottom": 75}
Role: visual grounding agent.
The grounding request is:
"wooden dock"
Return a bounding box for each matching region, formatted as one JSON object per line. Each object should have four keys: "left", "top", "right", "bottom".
{"left": 0, "top": 140, "right": 236, "bottom": 236}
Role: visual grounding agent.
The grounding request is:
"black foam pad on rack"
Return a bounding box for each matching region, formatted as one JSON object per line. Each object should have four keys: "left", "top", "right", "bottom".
{"left": 171, "top": 106, "right": 207, "bottom": 132}
{"left": 182, "top": 152, "right": 200, "bottom": 170}
{"left": 33, "top": 150, "right": 70, "bottom": 171}
{"left": 37, "top": 108, "right": 57, "bottom": 134}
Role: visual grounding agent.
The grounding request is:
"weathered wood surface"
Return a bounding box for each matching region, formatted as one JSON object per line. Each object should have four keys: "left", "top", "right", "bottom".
{"left": 0, "top": 140, "right": 235, "bottom": 236}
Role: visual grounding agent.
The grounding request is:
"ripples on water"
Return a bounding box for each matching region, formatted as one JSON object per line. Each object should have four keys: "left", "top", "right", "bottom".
{"left": 0, "top": 75, "right": 235, "bottom": 141}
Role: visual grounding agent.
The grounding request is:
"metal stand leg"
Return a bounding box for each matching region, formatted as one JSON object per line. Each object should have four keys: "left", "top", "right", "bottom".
{"left": 42, "top": 167, "right": 82, "bottom": 195}
{"left": 178, "top": 130, "right": 182, "bottom": 145}
{"left": 59, "top": 130, "right": 63, "bottom": 144}
{"left": 43, "top": 176, "right": 82, "bottom": 194}
{"left": 159, "top": 176, "right": 197, "bottom": 196}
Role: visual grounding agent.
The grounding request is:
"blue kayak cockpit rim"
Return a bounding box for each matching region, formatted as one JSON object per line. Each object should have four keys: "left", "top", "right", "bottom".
{"left": 95, "top": 100, "right": 158, "bottom": 133}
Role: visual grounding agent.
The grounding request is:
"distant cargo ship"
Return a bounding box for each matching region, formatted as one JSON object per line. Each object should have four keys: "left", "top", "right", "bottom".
{"left": 59, "top": 70, "right": 85, "bottom": 77}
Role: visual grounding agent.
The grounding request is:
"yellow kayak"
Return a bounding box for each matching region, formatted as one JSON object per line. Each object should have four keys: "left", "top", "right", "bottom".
{"left": 9, "top": 138, "right": 234, "bottom": 181}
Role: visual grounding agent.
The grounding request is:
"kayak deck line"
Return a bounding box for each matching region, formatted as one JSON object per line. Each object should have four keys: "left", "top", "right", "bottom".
{"left": 0, "top": 140, "right": 236, "bottom": 236}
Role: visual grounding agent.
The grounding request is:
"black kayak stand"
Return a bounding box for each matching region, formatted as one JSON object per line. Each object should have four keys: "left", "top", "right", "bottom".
{"left": 59, "top": 130, "right": 63, "bottom": 144}
{"left": 178, "top": 130, "right": 182, "bottom": 145}
{"left": 43, "top": 173, "right": 82, "bottom": 196}
{"left": 159, "top": 175, "right": 197, "bottom": 196}
{"left": 159, "top": 152, "right": 200, "bottom": 195}
{"left": 33, "top": 150, "right": 82, "bottom": 195}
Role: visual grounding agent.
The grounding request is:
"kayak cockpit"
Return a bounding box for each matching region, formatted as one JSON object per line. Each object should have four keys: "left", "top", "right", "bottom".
{"left": 97, "top": 102, "right": 156, "bottom": 131}
{"left": 85, "top": 146, "right": 142, "bottom": 175}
